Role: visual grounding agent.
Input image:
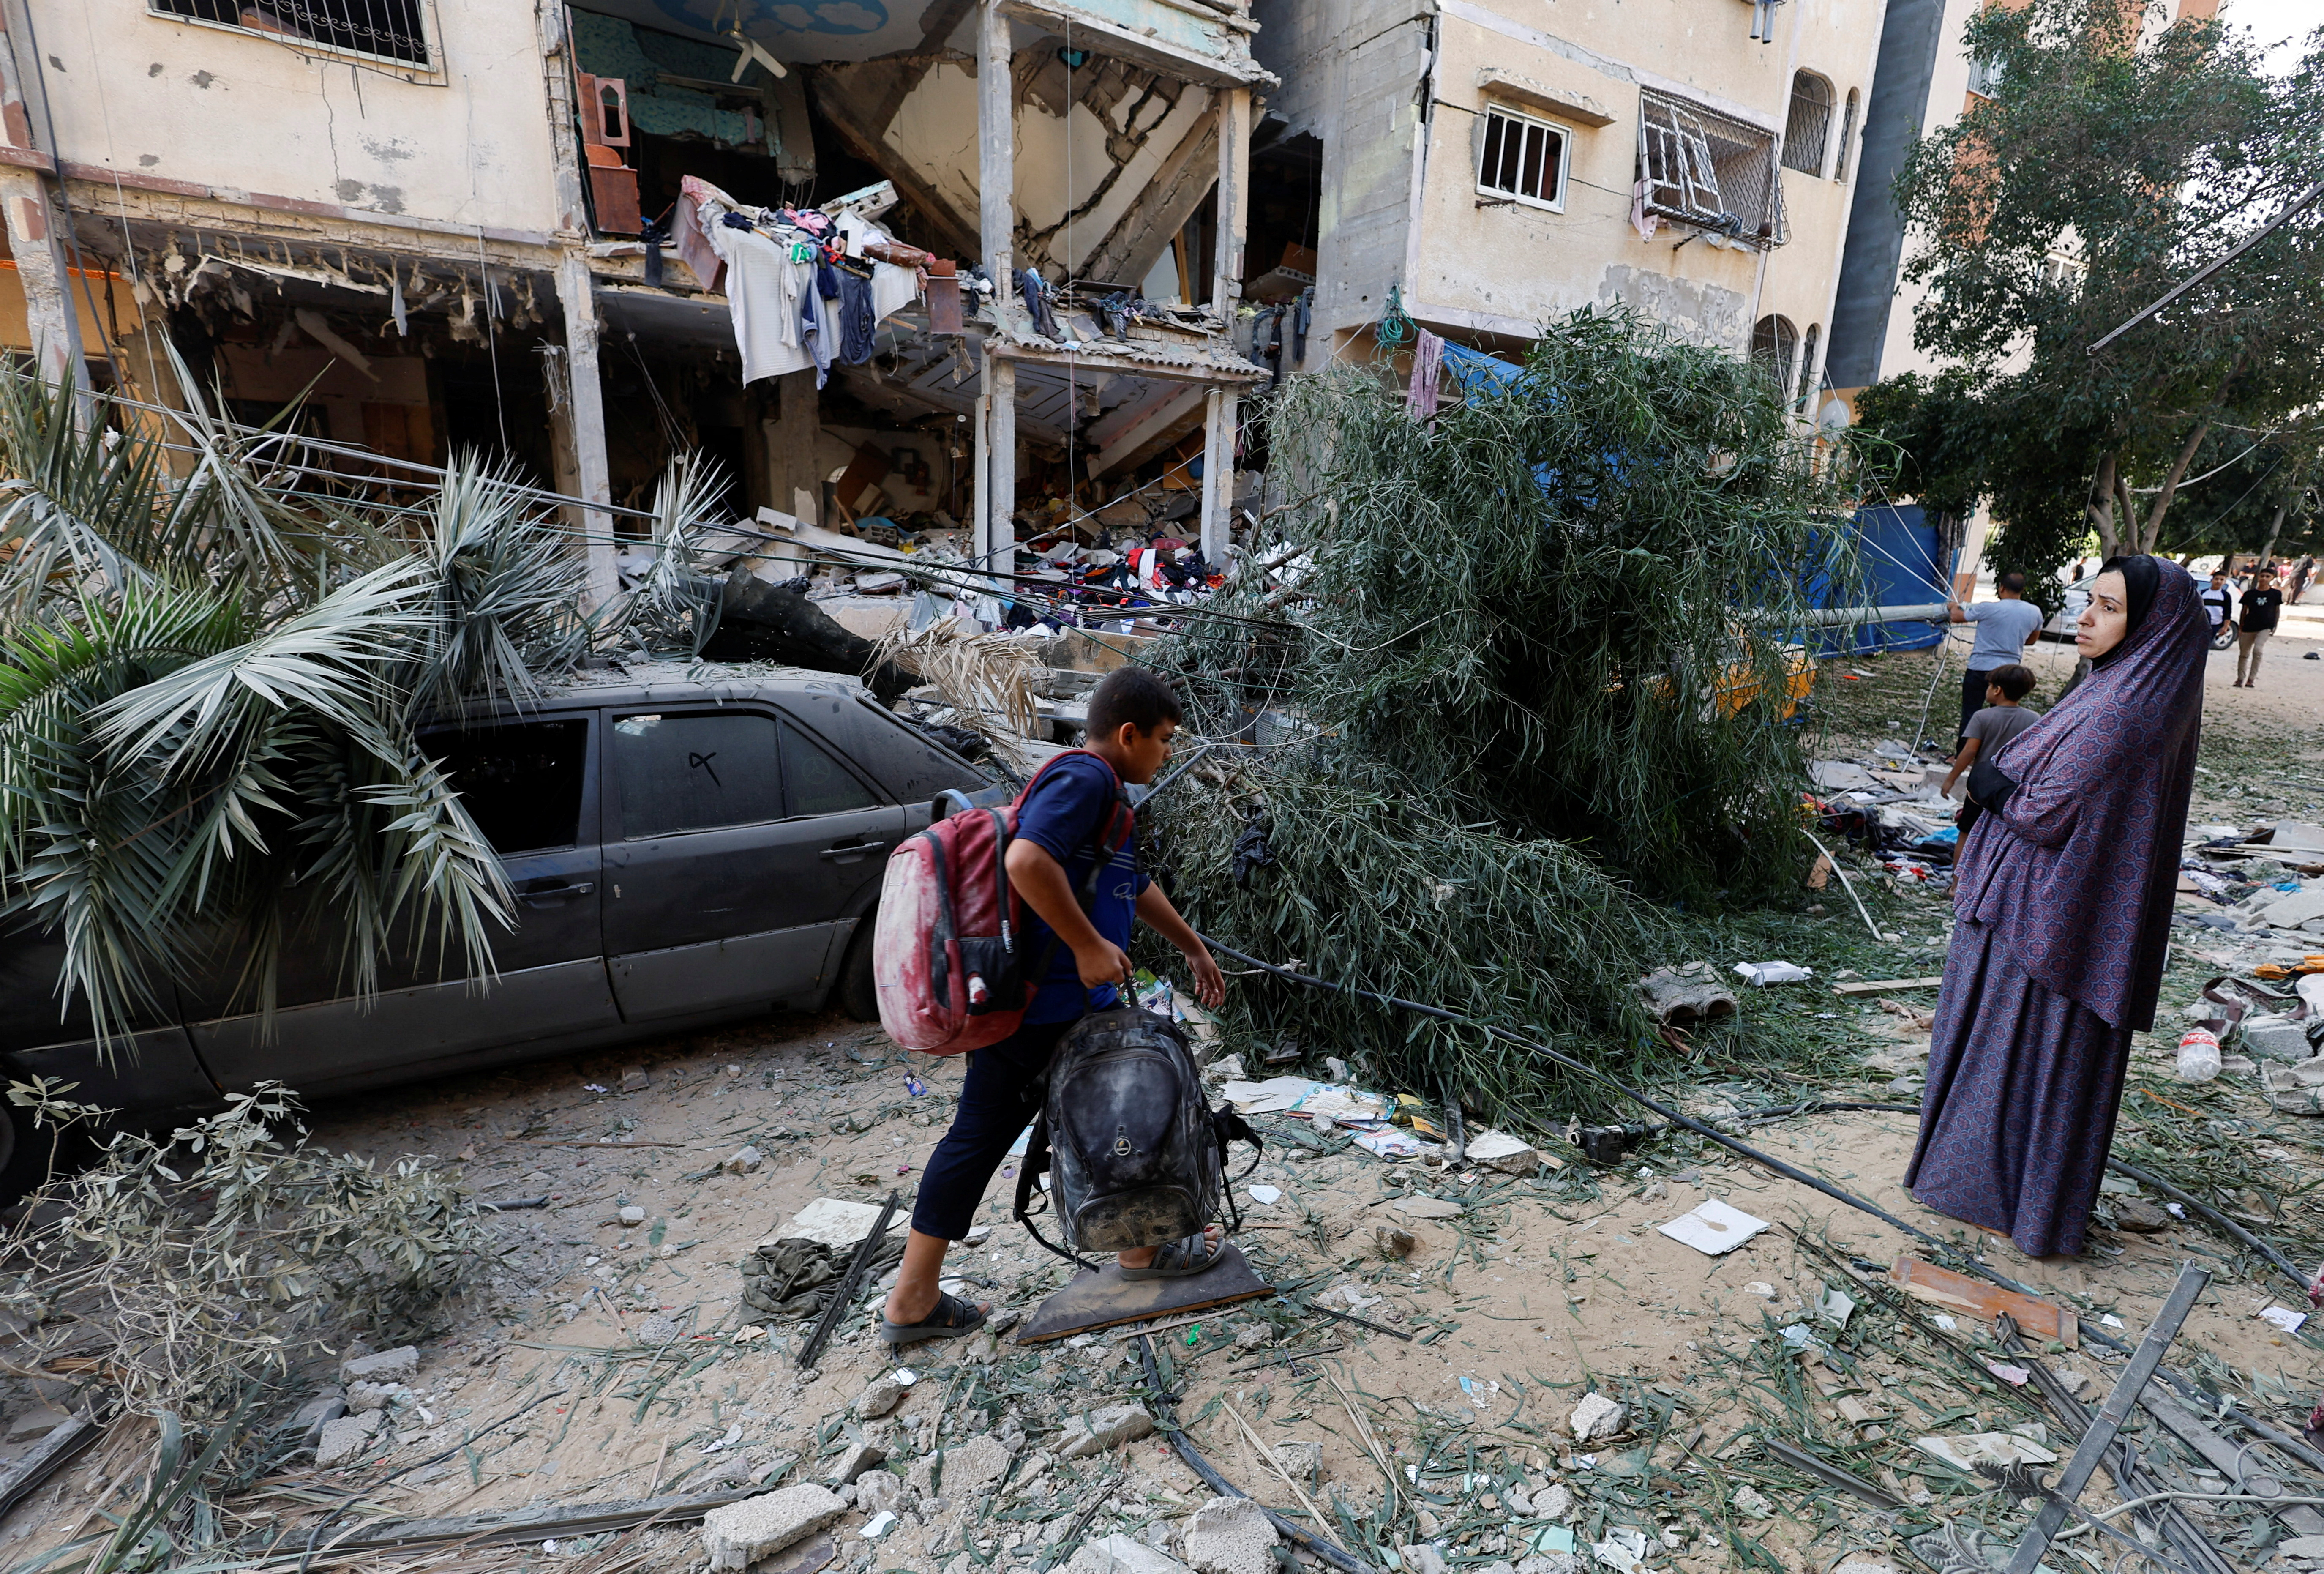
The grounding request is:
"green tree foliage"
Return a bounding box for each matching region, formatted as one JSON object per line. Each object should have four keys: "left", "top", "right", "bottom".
{"left": 1869, "top": 0, "right": 2324, "bottom": 569}
{"left": 1144, "top": 309, "right": 1862, "bottom": 1112}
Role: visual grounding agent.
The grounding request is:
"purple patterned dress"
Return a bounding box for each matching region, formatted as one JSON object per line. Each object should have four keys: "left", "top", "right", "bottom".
{"left": 1905, "top": 561, "right": 2208, "bottom": 1256}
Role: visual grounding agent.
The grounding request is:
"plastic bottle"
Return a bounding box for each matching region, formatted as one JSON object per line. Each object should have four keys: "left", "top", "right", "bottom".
{"left": 2175, "top": 1026, "right": 2222, "bottom": 1084}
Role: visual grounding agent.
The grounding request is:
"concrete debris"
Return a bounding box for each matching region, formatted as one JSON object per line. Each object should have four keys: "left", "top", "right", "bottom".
{"left": 721, "top": 1145, "right": 767, "bottom": 1174}
{"left": 618, "top": 1206, "right": 649, "bottom": 1227}
{"left": 635, "top": 1314, "right": 683, "bottom": 1344}
{"left": 1060, "top": 1536, "right": 1196, "bottom": 1574}
{"left": 824, "top": 1439, "right": 887, "bottom": 1485}
{"left": 339, "top": 1345, "right": 419, "bottom": 1385}
{"left": 1636, "top": 966, "right": 1739, "bottom": 1027}
{"left": 290, "top": 1391, "right": 346, "bottom": 1447}
{"left": 1182, "top": 1495, "right": 1279, "bottom": 1574}
{"left": 699, "top": 1484, "right": 848, "bottom": 1571}
{"left": 854, "top": 1374, "right": 911, "bottom": 1419}
{"left": 854, "top": 1468, "right": 904, "bottom": 1517}
{"left": 1272, "top": 1440, "right": 1321, "bottom": 1482}
{"left": 345, "top": 1381, "right": 405, "bottom": 1413}
{"left": 1729, "top": 1485, "right": 1774, "bottom": 1520}
{"left": 1375, "top": 1225, "right": 1418, "bottom": 1259}
{"left": 621, "top": 1066, "right": 650, "bottom": 1092}
{"left": 1568, "top": 1393, "right": 1626, "bottom": 1442}
{"left": 906, "top": 1435, "right": 1013, "bottom": 1501}
{"left": 1057, "top": 1402, "right": 1155, "bottom": 1458}
{"left": 316, "top": 1409, "right": 382, "bottom": 1468}
{"left": 1396, "top": 1545, "right": 1449, "bottom": 1574}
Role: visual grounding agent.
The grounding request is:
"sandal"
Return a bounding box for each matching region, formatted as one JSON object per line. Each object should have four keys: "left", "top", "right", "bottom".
{"left": 1120, "top": 1231, "right": 1226, "bottom": 1281}
{"left": 879, "top": 1290, "right": 988, "bottom": 1346}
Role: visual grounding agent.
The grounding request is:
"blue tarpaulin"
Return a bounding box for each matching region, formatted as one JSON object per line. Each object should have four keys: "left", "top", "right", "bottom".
{"left": 1814, "top": 504, "right": 1953, "bottom": 653}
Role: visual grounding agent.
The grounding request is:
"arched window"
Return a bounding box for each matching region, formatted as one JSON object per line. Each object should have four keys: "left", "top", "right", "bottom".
{"left": 1834, "top": 90, "right": 1860, "bottom": 182}
{"left": 1781, "top": 72, "right": 1833, "bottom": 175}
{"left": 1751, "top": 315, "right": 1800, "bottom": 395}
{"left": 1795, "top": 324, "right": 1822, "bottom": 410}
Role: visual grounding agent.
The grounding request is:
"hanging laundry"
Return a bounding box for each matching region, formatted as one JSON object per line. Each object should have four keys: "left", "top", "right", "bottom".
{"left": 1406, "top": 326, "right": 1444, "bottom": 421}
{"left": 1017, "top": 268, "right": 1059, "bottom": 339}
{"left": 674, "top": 175, "right": 727, "bottom": 291}
{"left": 1292, "top": 288, "right": 1310, "bottom": 365}
{"left": 837, "top": 267, "right": 878, "bottom": 364}
{"left": 702, "top": 210, "right": 812, "bottom": 385}
{"left": 1629, "top": 180, "right": 1662, "bottom": 240}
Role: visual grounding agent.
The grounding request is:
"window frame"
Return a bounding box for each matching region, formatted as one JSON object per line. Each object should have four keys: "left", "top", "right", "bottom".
{"left": 145, "top": 0, "right": 445, "bottom": 83}
{"left": 1636, "top": 89, "right": 1787, "bottom": 249}
{"left": 1781, "top": 71, "right": 1833, "bottom": 178}
{"left": 1474, "top": 104, "right": 1574, "bottom": 215}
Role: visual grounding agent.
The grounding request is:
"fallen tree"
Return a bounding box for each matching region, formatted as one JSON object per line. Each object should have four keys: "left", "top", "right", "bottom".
{"left": 1144, "top": 308, "right": 1866, "bottom": 1122}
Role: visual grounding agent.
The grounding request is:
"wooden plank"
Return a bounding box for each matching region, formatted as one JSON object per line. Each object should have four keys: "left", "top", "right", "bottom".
{"left": 1014, "top": 1243, "right": 1269, "bottom": 1343}
{"left": 0, "top": 1418, "right": 97, "bottom": 1517}
{"left": 1831, "top": 977, "right": 1943, "bottom": 997}
{"left": 1890, "top": 1257, "right": 2077, "bottom": 1349}
{"left": 331, "top": 1487, "right": 762, "bottom": 1550}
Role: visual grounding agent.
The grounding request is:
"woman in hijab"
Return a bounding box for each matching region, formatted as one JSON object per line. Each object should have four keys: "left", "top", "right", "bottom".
{"left": 1905, "top": 556, "right": 2207, "bottom": 1260}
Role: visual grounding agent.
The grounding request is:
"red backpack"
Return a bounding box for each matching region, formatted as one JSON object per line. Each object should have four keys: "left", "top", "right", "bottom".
{"left": 872, "top": 750, "right": 1132, "bottom": 1054}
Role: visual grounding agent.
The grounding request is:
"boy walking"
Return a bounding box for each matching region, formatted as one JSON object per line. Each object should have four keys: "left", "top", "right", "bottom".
{"left": 880, "top": 667, "right": 1227, "bottom": 1346}
{"left": 2199, "top": 569, "right": 2236, "bottom": 641}
{"left": 2237, "top": 567, "right": 2283, "bottom": 688}
{"left": 1942, "top": 663, "right": 2040, "bottom": 802}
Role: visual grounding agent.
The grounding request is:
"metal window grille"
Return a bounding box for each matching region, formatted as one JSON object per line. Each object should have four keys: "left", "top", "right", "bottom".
{"left": 1637, "top": 90, "right": 1787, "bottom": 248}
{"left": 1751, "top": 314, "right": 1798, "bottom": 396}
{"left": 1781, "top": 73, "right": 1831, "bottom": 175}
{"left": 1476, "top": 109, "right": 1568, "bottom": 209}
{"left": 151, "top": 0, "right": 430, "bottom": 67}
{"left": 1834, "top": 90, "right": 1859, "bottom": 182}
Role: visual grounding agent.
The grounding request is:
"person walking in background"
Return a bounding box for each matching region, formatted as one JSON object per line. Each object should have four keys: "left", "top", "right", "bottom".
{"left": 1947, "top": 572, "right": 2046, "bottom": 743}
{"left": 2199, "top": 568, "right": 2236, "bottom": 643}
{"left": 2236, "top": 566, "right": 2283, "bottom": 688}
{"left": 1908, "top": 557, "right": 2206, "bottom": 1261}
{"left": 2293, "top": 555, "right": 2313, "bottom": 606}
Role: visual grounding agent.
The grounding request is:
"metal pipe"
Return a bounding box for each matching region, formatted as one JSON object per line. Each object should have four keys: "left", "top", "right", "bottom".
{"left": 1788, "top": 601, "right": 1951, "bottom": 627}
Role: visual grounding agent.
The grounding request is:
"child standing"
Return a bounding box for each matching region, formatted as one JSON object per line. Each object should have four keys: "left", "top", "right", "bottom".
{"left": 879, "top": 667, "right": 1227, "bottom": 1347}
{"left": 1942, "top": 662, "right": 2040, "bottom": 803}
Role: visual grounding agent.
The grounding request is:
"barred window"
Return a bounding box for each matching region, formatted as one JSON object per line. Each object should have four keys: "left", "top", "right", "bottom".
{"left": 1781, "top": 72, "right": 1832, "bottom": 175}
{"left": 1751, "top": 314, "right": 1799, "bottom": 397}
{"left": 1637, "top": 90, "right": 1787, "bottom": 248}
{"left": 1834, "top": 89, "right": 1860, "bottom": 182}
{"left": 1476, "top": 108, "right": 1570, "bottom": 212}
{"left": 151, "top": 0, "right": 431, "bottom": 67}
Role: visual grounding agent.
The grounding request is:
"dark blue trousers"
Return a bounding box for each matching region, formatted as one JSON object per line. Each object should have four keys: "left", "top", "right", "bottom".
{"left": 910, "top": 1016, "right": 1077, "bottom": 1240}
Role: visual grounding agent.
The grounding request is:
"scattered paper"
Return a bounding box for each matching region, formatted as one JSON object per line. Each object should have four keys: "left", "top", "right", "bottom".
{"left": 860, "top": 1511, "right": 896, "bottom": 1539}
{"left": 1734, "top": 960, "right": 1813, "bottom": 986}
{"left": 2259, "top": 1305, "right": 2308, "bottom": 1334}
{"left": 1933, "top": 1314, "right": 1958, "bottom": 1331}
{"left": 1248, "top": 1184, "right": 1283, "bottom": 1206}
{"left": 1656, "top": 1198, "right": 1772, "bottom": 1255}
{"left": 1354, "top": 1128, "right": 1435, "bottom": 1160}
{"left": 1986, "top": 1362, "right": 2030, "bottom": 1386}
{"left": 1914, "top": 1432, "right": 2059, "bottom": 1471}
{"left": 1593, "top": 1526, "right": 1650, "bottom": 1571}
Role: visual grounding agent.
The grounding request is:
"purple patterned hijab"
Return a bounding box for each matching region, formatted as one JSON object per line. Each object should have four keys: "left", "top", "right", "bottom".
{"left": 1952, "top": 558, "right": 2207, "bottom": 1031}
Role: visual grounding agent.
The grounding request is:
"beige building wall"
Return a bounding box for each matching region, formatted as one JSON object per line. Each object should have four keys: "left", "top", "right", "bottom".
{"left": 1260, "top": 0, "right": 1885, "bottom": 375}
{"left": 24, "top": 0, "right": 561, "bottom": 236}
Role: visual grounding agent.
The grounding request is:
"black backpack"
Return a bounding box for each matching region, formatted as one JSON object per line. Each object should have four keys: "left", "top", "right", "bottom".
{"left": 1014, "top": 1006, "right": 1261, "bottom": 1268}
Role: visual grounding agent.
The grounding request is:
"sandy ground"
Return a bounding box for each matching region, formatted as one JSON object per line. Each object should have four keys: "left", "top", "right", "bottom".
{"left": 1, "top": 981, "right": 2306, "bottom": 1574}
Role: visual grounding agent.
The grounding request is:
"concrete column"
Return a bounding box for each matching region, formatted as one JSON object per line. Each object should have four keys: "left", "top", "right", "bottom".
{"left": 975, "top": 0, "right": 1016, "bottom": 588}
{"left": 1200, "top": 387, "right": 1237, "bottom": 562}
{"left": 0, "top": 6, "right": 82, "bottom": 395}
{"left": 766, "top": 368, "right": 821, "bottom": 525}
{"left": 552, "top": 251, "right": 619, "bottom": 611}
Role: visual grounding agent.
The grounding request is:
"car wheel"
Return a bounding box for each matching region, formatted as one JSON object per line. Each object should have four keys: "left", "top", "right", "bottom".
{"left": 2212, "top": 627, "right": 2237, "bottom": 651}
{"left": 837, "top": 913, "right": 879, "bottom": 1023}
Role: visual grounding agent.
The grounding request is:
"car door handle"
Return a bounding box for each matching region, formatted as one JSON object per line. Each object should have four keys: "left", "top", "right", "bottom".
{"left": 517, "top": 880, "right": 597, "bottom": 906}
{"left": 818, "top": 841, "right": 888, "bottom": 861}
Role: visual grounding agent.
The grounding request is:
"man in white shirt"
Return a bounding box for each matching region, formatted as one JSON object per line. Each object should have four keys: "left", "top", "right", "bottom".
{"left": 1946, "top": 571, "right": 2046, "bottom": 744}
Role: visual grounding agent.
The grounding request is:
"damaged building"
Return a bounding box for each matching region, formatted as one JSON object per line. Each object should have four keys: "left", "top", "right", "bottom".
{"left": 0, "top": 0, "right": 1274, "bottom": 615}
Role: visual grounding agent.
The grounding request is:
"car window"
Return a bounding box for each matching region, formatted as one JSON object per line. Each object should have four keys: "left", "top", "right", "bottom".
{"left": 615, "top": 711, "right": 786, "bottom": 838}
{"left": 781, "top": 721, "right": 882, "bottom": 817}
{"left": 422, "top": 717, "right": 588, "bottom": 855}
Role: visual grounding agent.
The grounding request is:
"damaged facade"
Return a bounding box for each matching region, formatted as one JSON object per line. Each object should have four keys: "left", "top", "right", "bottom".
{"left": 1255, "top": 0, "right": 1885, "bottom": 410}
{"left": 0, "top": 0, "right": 1271, "bottom": 614}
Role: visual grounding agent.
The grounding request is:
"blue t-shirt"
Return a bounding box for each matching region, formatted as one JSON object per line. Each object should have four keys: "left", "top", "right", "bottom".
{"left": 1013, "top": 754, "right": 1148, "bottom": 1022}
{"left": 1962, "top": 598, "right": 2044, "bottom": 671}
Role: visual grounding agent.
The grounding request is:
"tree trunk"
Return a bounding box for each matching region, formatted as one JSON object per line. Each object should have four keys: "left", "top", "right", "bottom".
{"left": 2258, "top": 500, "right": 2289, "bottom": 574}
{"left": 2138, "top": 415, "right": 2215, "bottom": 554}
{"left": 2087, "top": 451, "right": 2120, "bottom": 559}
{"left": 704, "top": 569, "right": 919, "bottom": 701}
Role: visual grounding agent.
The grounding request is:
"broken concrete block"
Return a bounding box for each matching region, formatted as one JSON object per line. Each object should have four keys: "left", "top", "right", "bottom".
{"left": 2243, "top": 1016, "right": 2314, "bottom": 1062}
{"left": 621, "top": 1066, "right": 650, "bottom": 1092}
{"left": 1061, "top": 1535, "right": 1195, "bottom": 1574}
{"left": 1273, "top": 1440, "right": 1320, "bottom": 1483}
{"left": 1394, "top": 1547, "right": 1449, "bottom": 1574}
{"left": 855, "top": 1374, "right": 910, "bottom": 1420}
{"left": 340, "top": 1346, "right": 419, "bottom": 1385}
{"left": 1637, "top": 967, "right": 1738, "bottom": 1027}
{"left": 291, "top": 1391, "right": 346, "bottom": 1447}
{"left": 1532, "top": 1482, "right": 1571, "bottom": 1520}
{"left": 699, "top": 1484, "right": 848, "bottom": 1572}
{"left": 2111, "top": 1198, "right": 2172, "bottom": 1233}
{"left": 618, "top": 1206, "right": 648, "bottom": 1227}
{"left": 315, "top": 1410, "right": 382, "bottom": 1468}
{"left": 1729, "top": 1485, "right": 1774, "bottom": 1520}
{"left": 721, "top": 1145, "right": 766, "bottom": 1175}
{"left": 1058, "top": 1403, "right": 1155, "bottom": 1459}
{"left": 1568, "top": 1392, "right": 1626, "bottom": 1442}
{"left": 635, "top": 1314, "right": 682, "bottom": 1344}
{"left": 344, "top": 1381, "right": 404, "bottom": 1413}
{"left": 2, "top": 1407, "right": 71, "bottom": 1442}
{"left": 1375, "top": 1225, "right": 1417, "bottom": 1260}
{"left": 825, "top": 1439, "right": 887, "bottom": 1486}
{"left": 854, "top": 1468, "right": 904, "bottom": 1516}
{"left": 1183, "top": 1495, "right": 1278, "bottom": 1574}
